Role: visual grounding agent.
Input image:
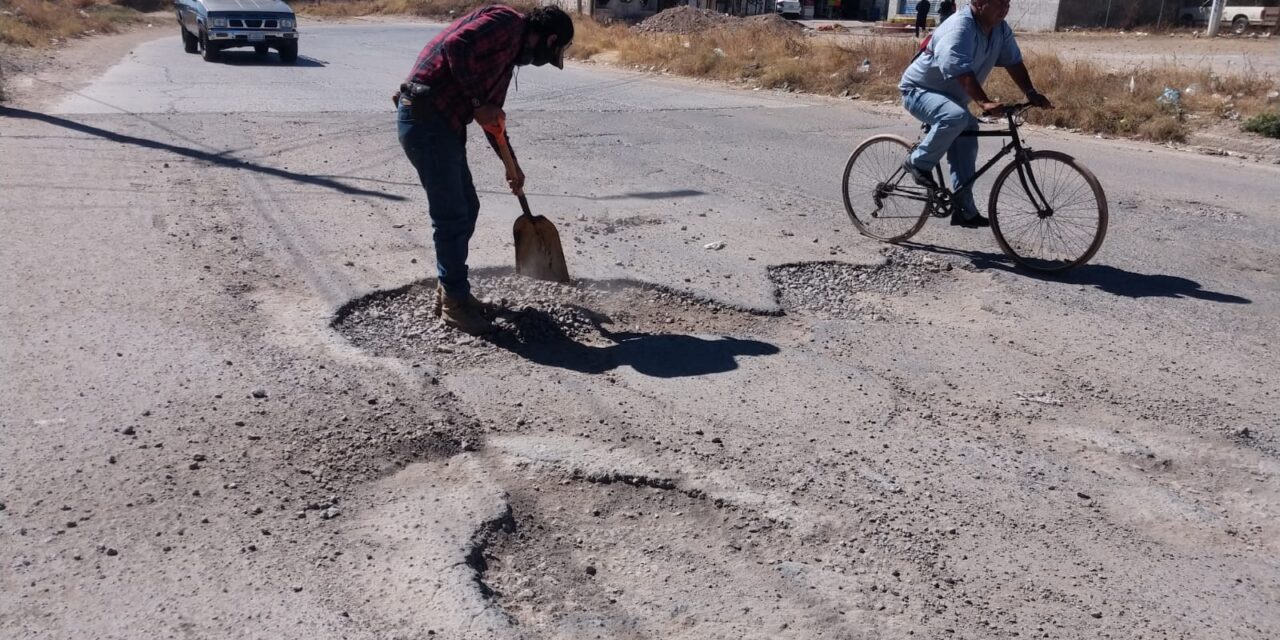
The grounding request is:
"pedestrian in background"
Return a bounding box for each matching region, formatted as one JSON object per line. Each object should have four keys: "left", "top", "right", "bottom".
{"left": 915, "top": 0, "right": 932, "bottom": 37}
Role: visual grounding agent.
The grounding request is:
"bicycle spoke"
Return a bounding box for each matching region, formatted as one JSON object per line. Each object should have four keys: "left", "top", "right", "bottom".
{"left": 992, "top": 154, "right": 1105, "bottom": 271}
{"left": 1047, "top": 217, "right": 1088, "bottom": 258}
{"left": 843, "top": 137, "right": 930, "bottom": 241}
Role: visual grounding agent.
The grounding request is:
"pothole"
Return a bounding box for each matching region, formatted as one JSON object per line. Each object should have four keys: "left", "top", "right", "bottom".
{"left": 332, "top": 272, "right": 774, "bottom": 368}
{"left": 480, "top": 477, "right": 931, "bottom": 639}
{"left": 768, "top": 249, "right": 955, "bottom": 319}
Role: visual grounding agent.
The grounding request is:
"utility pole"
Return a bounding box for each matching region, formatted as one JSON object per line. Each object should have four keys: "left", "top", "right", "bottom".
{"left": 1206, "top": 0, "right": 1225, "bottom": 37}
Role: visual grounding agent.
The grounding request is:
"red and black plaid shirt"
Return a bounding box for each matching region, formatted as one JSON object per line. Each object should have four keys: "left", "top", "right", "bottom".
{"left": 406, "top": 5, "right": 526, "bottom": 134}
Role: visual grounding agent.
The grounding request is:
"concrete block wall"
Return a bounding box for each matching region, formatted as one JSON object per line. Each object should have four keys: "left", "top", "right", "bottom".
{"left": 892, "top": 0, "right": 1063, "bottom": 31}
{"left": 1055, "top": 0, "right": 1169, "bottom": 29}
{"left": 1004, "top": 0, "right": 1061, "bottom": 30}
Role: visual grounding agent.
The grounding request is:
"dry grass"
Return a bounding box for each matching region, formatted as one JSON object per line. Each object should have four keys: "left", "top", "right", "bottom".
{"left": 987, "top": 53, "right": 1277, "bottom": 141}
{"left": 570, "top": 19, "right": 915, "bottom": 101}
{"left": 0, "top": 0, "right": 146, "bottom": 47}
{"left": 569, "top": 17, "right": 1277, "bottom": 143}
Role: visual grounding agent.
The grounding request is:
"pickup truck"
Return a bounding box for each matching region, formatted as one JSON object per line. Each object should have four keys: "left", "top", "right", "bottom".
{"left": 1178, "top": 0, "right": 1280, "bottom": 34}
{"left": 176, "top": 0, "right": 300, "bottom": 63}
{"left": 775, "top": 0, "right": 803, "bottom": 19}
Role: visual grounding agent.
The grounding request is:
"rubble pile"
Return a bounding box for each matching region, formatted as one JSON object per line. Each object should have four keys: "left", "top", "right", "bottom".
{"left": 633, "top": 7, "right": 743, "bottom": 34}
{"left": 634, "top": 7, "right": 806, "bottom": 35}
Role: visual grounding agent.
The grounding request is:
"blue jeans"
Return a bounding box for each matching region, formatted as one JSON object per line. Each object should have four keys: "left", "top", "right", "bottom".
{"left": 903, "top": 88, "right": 980, "bottom": 217}
{"left": 398, "top": 99, "right": 480, "bottom": 300}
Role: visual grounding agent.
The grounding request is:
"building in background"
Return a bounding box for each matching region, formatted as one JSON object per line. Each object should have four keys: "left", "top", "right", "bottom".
{"left": 890, "top": 0, "right": 1177, "bottom": 30}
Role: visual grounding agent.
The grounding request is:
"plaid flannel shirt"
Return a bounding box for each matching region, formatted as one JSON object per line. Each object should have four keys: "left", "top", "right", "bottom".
{"left": 406, "top": 5, "right": 526, "bottom": 135}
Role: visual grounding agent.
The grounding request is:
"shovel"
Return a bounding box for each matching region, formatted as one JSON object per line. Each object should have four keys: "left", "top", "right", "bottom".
{"left": 482, "top": 117, "right": 570, "bottom": 284}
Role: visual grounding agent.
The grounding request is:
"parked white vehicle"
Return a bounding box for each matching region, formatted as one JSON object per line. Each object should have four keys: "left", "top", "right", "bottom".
{"left": 1179, "top": 0, "right": 1280, "bottom": 34}
{"left": 775, "top": 0, "right": 802, "bottom": 19}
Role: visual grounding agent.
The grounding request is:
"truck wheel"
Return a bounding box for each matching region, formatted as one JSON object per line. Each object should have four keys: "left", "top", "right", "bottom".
{"left": 201, "top": 31, "right": 220, "bottom": 62}
{"left": 278, "top": 41, "right": 298, "bottom": 64}
{"left": 182, "top": 25, "right": 199, "bottom": 53}
{"left": 1231, "top": 15, "right": 1249, "bottom": 34}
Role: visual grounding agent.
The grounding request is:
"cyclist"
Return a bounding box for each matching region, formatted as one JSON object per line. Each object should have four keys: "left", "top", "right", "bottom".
{"left": 898, "top": 0, "right": 1052, "bottom": 228}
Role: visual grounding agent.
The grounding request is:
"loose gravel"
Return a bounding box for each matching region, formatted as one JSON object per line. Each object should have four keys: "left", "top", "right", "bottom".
{"left": 768, "top": 248, "right": 956, "bottom": 319}
{"left": 333, "top": 274, "right": 769, "bottom": 367}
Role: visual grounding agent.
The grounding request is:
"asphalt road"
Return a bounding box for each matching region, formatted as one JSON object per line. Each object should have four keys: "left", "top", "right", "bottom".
{"left": 3, "top": 22, "right": 1279, "bottom": 639}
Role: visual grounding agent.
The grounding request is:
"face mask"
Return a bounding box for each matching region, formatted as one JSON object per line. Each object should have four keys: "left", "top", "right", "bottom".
{"left": 516, "top": 33, "right": 564, "bottom": 68}
{"left": 515, "top": 44, "right": 535, "bottom": 66}
{"left": 530, "top": 38, "right": 558, "bottom": 67}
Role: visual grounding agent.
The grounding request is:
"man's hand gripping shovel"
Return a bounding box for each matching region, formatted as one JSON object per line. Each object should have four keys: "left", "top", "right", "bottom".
{"left": 481, "top": 116, "right": 571, "bottom": 284}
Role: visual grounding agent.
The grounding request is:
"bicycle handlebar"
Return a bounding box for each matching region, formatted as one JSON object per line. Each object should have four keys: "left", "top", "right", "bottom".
{"left": 983, "top": 102, "right": 1033, "bottom": 118}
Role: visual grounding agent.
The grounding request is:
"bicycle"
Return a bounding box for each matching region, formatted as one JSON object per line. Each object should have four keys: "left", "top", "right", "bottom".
{"left": 841, "top": 104, "right": 1108, "bottom": 272}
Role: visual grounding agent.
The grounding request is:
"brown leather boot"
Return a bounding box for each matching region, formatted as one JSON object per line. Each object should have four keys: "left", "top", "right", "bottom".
{"left": 433, "top": 284, "right": 491, "bottom": 317}
{"left": 435, "top": 286, "right": 495, "bottom": 336}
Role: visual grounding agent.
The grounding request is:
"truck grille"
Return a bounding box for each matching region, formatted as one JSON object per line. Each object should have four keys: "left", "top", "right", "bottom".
{"left": 227, "top": 16, "right": 280, "bottom": 29}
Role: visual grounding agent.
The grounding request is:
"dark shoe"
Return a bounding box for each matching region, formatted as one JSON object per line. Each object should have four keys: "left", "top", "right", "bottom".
{"left": 950, "top": 212, "right": 991, "bottom": 228}
{"left": 901, "top": 160, "right": 938, "bottom": 190}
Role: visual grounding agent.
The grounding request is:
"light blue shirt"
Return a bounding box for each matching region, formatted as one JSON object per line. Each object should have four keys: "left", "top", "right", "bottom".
{"left": 898, "top": 7, "right": 1023, "bottom": 105}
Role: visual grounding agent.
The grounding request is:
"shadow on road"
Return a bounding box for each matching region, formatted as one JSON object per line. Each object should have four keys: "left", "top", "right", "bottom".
{"left": 489, "top": 308, "right": 779, "bottom": 378}
{"left": 213, "top": 52, "right": 327, "bottom": 67}
{"left": 903, "top": 243, "right": 1252, "bottom": 304}
{"left": 0, "top": 107, "right": 403, "bottom": 201}
{"left": 594, "top": 189, "right": 706, "bottom": 201}
{"left": 476, "top": 188, "right": 708, "bottom": 201}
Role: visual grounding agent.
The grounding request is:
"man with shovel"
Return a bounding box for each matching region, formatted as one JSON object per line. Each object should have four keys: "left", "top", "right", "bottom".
{"left": 396, "top": 4, "right": 574, "bottom": 335}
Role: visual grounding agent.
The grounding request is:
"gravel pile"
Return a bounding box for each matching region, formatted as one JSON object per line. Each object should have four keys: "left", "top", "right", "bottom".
{"left": 633, "top": 7, "right": 742, "bottom": 34}
{"left": 333, "top": 274, "right": 761, "bottom": 366}
{"left": 768, "top": 249, "right": 954, "bottom": 318}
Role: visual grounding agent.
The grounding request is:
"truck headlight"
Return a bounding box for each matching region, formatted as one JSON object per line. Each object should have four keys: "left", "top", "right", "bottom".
{"left": 211, "top": 17, "right": 228, "bottom": 27}
{"left": 280, "top": 17, "right": 294, "bottom": 28}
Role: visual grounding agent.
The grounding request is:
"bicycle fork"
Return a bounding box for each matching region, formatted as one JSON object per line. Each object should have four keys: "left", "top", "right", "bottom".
{"left": 1012, "top": 151, "right": 1054, "bottom": 218}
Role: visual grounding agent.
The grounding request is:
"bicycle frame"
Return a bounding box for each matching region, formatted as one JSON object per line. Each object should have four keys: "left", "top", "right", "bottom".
{"left": 885, "top": 105, "right": 1054, "bottom": 219}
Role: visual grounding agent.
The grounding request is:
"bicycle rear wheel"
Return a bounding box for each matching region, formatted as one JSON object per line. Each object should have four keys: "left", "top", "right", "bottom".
{"left": 842, "top": 134, "right": 932, "bottom": 243}
{"left": 989, "top": 151, "right": 1108, "bottom": 272}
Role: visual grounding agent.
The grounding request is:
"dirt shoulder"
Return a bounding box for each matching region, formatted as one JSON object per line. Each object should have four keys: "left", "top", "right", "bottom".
{"left": 1018, "top": 30, "right": 1280, "bottom": 75}
{"left": 0, "top": 14, "right": 171, "bottom": 111}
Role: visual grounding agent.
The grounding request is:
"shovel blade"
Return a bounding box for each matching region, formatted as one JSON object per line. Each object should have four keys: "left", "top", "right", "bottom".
{"left": 514, "top": 214, "right": 570, "bottom": 283}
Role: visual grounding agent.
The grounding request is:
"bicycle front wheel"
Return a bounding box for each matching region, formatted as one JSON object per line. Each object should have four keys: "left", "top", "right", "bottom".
{"left": 989, "top": 151, "right": 1108, "bottom": 272}
{"left": 842, "top": 134, "right": 931, "bottom": 243}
